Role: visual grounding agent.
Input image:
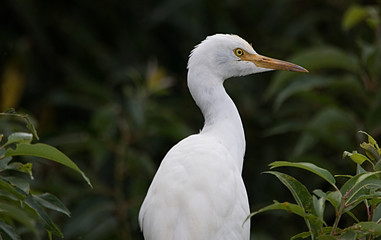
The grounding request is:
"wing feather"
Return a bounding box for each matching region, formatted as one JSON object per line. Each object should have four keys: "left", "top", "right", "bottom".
{"left": 139, "top": 134, "right": 250, "bottom": 240}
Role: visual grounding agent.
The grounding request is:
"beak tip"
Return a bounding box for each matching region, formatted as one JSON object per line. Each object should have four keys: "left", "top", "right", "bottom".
{"left": 293, "top": 66, "right": 309, "bottom": 73}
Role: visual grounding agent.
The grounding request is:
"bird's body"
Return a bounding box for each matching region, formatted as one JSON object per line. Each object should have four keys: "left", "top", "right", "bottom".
{"left": 139, "top": 34, "right": 307, "bottom": 240}
{"left": 139, "top": 134, "right": 249, "bottom": 240}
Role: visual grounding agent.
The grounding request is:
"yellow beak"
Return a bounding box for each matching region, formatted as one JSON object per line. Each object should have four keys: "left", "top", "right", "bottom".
{"left": 241, "top": 53, "right": 308, "bottom": 73}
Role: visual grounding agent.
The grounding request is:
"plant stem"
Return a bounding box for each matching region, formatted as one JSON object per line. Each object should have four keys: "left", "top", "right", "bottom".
{"left": 331, "top": 199, "right": 345, "bottom": 236}
{"left": 114, "top": 117, "right": 132, "bottom": 240}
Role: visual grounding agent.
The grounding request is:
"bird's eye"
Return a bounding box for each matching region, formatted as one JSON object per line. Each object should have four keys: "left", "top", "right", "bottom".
{"left": 234, "top": 48, "right": 244, "bottom": 57}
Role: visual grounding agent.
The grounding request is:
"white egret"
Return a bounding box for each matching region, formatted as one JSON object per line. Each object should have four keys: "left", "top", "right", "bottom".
{"left": 139, "top": 34, "right": 307, "bottom": 240}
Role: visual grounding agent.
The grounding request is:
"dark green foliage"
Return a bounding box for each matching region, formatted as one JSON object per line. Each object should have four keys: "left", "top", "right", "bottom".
{"left": 0, "top": 112, "right": 90, "bottom": 239}
{"left": 1, "top": 0, "right": 380, "bottom": 239}
{"left": 250, "top": 131, "right": 381, "bottom": 239}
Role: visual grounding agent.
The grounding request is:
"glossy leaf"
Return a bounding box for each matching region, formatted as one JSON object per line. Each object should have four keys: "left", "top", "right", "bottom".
{"left": 265, "top": 171, "right": 321, "bottom": 235}
{"left": 356, "top": 164, "right": 367, "bottom": 174}
{"left": 372, "top": 204, "right": 381, "bottom": 222}
{"left": 344, "top": 192, "right": 381, "bottom": 213}
{"left": 3, "top": 176, "right": 30, "bottom": 194}
{"left": 0, "top": 201, "right": 37, "bottom": 235}
{"left": 0, "top": 221, "right": 21, "bottom": 240}
{"left": 247, "top": 201, "right": 306, "bottom": 218}
{"left": 349, "top": 221, "right": 381, "bottom": 235}
{"left": 33, "top": 193, "right": 70, "bottom": 217}
{"left": 247, "top": 201, "right": 320, "bottom": 226}
{"left": 269, "top": 161, "right": 336, "bottom": 187}
{"left": 290, "top": 231, "right": 311, "bottom": 240}
{"left": 359, "top": 131, "right": 379, "bottom": 149}
{"left": 5, "top": 143, "right": 92, "bottom": 187}
{"left": 265, "top": 171, "right": 313, "bottom": 212}
{"left": 326, "top": 191, "right": 342, "bottom": 211}
{"left": 312, "top": 195, "right": 325, "bottom": 223}
{"left": 345, "top": 211, "right": 360, "bottom": 223}
{"left": 25, "top": 196, "right": 63, "bottom": 237}
{"left": 5, "top": 162, "right": 33, "bottom": 179}
{"left": 375, "top": 159, "right": 381, "bottom": 171}
{"left": 360, "top": 142, "right": 380, "bottom": 161}
{"left": 343, "top": 151, "right": 372, "bottom": 165}
{"left": 317, "top": 236, "right": 336, "bottom": 240}
{"left": 3, "top": 132, "right": 33, "bottom": 147}
{"left": 0, "top": 156, "right": 12, "bottom": 171}
{"left": 340, "top": 172, "right": 381, "bottom": 204}
{"left": 0, "top": 178, "right": 26, "bottom": 200}
{"left": 339, "top": 230, "right": 356, "bottom": 240}
{"left": 313, "top": 189, "right": 326, "bottom": 198}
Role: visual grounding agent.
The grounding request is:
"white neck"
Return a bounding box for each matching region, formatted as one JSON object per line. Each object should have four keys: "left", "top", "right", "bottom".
{"left": 187, "top": 67, "right": 246, "bottom": 172}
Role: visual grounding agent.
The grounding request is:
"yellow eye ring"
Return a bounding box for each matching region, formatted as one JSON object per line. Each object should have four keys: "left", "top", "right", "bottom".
{"left": 234, "top": 48, "right": 244, "bottom": 57}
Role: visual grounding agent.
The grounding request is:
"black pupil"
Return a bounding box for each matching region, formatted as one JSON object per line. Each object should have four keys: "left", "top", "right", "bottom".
{"left": 238, "top": 50, "right": 242, "bottom": 55}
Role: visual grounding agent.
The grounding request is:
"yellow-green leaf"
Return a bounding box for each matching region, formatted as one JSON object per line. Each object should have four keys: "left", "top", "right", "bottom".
{"left": 343, "top": 151, "right": 373, "bottom": 165}
{"left": 3, "top": 132, "right": 33, "bottom": 147}
{"left": 5, "top": 143, "right": 92, "bottom": 187}
{"left": 343, "top": 5, "right": 368, "bottom": 30}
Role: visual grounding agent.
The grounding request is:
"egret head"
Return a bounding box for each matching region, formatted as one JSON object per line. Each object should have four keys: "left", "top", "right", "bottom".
{"left": 188, "top": 34, "right": 307, "bottom": 80}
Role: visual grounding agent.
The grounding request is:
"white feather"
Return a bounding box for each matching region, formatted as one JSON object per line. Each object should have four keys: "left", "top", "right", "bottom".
{"left": 139, "top": 34, "right": 270, "bottom": 240}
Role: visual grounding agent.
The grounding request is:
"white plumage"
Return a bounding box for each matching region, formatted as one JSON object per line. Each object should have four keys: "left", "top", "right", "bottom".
{"left": 139, "top": 34, "right": 307, "bottom": 240}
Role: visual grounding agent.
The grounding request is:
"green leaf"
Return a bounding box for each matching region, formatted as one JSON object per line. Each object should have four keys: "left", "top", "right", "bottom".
{"left": 269, "top": 161, "right": 336, "bottom": 187}
{"left": 359, "top": 131, "right": 379, "bottom": 149}
{"left": 290, "top": 231, "right": 311, "bottom": 240}
{"left": 326, "top": 191, "right": 342, "bottom": 211}
{"left": 265, "top": 171, "right": 314, "bottom": 212}
{"left": 372, "top": 204, "right": 381, "bottom": 222}
{"left": 247, "top": 201, "right": 306, "bottom": 218}
{"left": 360, "top": 142, "right": 380, "bottom": 161}
{"left": 246, "top": 201, "right": 320, "bottom": 225}
{"left": 317, "top": 236, "right": 336, "bottom": 240}
{"left": 3, "top": 132, "right": 33, "bottom": 147}
{"left": 343, "top": 5, "right": 369, "bottom": 30}
{"left": 0, "top": 201, "right": 37, "bottom": 235}
{"left": 349, "top": 221, "right": 381, "bottom": 235}
{"left": 23, "top": 115, "right": 39, "bottom": 140}
{"left": 358, "top": 131, "right": 381, "bottom": 163}
{"left": 3, "top": 176, "right": 30, "bottom": 194}
{"left": 265, "top": 171, "right": 322, "bottom": 235}
{"left": 5, "top": 162, "right": 33, "bottom": 179}
{"left": 313, "top": 189, "right": 326, "bottom": 198}
{"left": 345, "top": 211, "right": 360, "bottom": 223}
{"left": 5, "top": 143, "right": 92, "bottom": 187}
{"left": 374, "top": 159, "right": 381, "bottom": 171}
{"left": 0, "top": 221, "right": 21, "bottom": 240}
{"left": 313, "top": 195, "right": 325, "bottom": 222}
{"left": 343, "top": 151, "right": 373, "bottom": 165}
{"left": 0, "top": 156, "right": 12, "bottom": 171}
{"left": 334, "top": 175, "right": 353, "bottom": 179}
{"left": 345, "top": 192, "right": 381, "bottom": 213}
{"left": 25, "top": 196, "right": 63, "bottom": 237}
{"left": 340, "top": 172, "right": 381, "bottom": 205}
{"left": 339, "top": 230, "right": 357, "bottom": 240}
{"left": 357, "top": 164, "right": 367, "bottom": 174}
{"left": 0, "top": 178, "right": 26, "bottom": 200}
{"left": 33, "top": 193, "right": 70, "bottom": 217}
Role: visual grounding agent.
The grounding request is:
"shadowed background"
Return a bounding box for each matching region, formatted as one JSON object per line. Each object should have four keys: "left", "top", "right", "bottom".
{"left": 1, "top": 0, "right": 380, "bottom": 239}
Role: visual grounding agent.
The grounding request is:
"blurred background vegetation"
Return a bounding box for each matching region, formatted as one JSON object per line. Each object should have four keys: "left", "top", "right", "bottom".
{"left": 1, "top": 0, "right": 380, "bottom": 239}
